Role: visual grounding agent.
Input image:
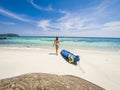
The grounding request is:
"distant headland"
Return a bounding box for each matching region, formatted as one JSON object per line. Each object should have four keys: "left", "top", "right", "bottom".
{"left": 0, "top": 33, "right": 19, "bottom": 40}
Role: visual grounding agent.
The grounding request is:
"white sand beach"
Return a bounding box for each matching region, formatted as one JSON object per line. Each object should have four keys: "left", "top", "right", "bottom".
{"left": 0, "top": 47, "right": 120, "bottom": 90}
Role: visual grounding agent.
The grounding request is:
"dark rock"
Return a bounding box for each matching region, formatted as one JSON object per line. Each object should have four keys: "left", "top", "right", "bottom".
{"left": 0, "top": 73, "right": 105, "bottom": 90}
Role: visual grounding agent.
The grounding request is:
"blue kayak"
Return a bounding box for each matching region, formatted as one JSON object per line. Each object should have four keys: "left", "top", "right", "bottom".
{"left": 60, "top": 49, "right": 80, "bottom": 65}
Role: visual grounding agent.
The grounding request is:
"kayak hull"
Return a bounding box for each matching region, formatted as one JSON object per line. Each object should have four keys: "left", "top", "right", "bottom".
{"left": 60, "top": 49, "right": 80, "bottom": 65}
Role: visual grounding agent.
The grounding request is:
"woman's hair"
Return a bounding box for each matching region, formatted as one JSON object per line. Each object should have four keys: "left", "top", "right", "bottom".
{"left": 56, "top": 36, "right": 59, "bottom": 40}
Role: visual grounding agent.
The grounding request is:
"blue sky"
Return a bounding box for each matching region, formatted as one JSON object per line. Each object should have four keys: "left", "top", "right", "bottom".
{"left": 0, "top": 0, "right": 120, "bottom": 37}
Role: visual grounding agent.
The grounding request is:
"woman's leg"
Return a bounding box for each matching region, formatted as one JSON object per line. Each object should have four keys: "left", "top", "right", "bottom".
{"left": 56, "top": 46, "right": 59, "bottom": 55}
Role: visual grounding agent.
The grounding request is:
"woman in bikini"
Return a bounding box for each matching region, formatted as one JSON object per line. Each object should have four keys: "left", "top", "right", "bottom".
{"left": 53, "top": 36, "right": 60, "bottom": 55}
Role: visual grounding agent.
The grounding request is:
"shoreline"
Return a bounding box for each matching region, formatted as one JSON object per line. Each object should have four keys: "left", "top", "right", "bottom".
{"left": 0, "top": 47, "right": 120, "bottom": 90}
{"left": 1, "top": 46, "right": 120, "bottom": 53}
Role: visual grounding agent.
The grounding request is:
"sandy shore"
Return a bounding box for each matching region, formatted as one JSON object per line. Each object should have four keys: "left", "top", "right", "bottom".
{"left": 0, "top": 47, "right": 120, "bottom": 90}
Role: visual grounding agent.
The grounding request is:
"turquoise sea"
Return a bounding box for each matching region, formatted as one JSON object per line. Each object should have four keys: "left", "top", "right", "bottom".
{"left": 0, "top": 36, "right": 120, "bottom": 51}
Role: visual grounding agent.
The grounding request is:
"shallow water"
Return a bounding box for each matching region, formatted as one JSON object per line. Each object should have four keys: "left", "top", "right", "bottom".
{"left": 0, "top": 36, "right": 120, "bottom": 51}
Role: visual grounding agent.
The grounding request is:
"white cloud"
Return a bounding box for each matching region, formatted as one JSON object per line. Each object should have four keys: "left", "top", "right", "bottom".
{"left": 35, "top": 0, "right": 119, "bottom": 32}
{"left": 78, "top": 21, "right": 120, "bottom": 37}
{"left": 34, "top": 0, "right": 120, "bottom": 37}
{"left": 104, "top": 21, "right": 120, "bottom": 27}
{"left": 37, "top": 20, "right": 51, "bottom": 31}
{"left": 33, "top": 0, "right": 120, "bottom": 35}
{"left": 37, "top": 13, "right": 89, "bottom": 32}
{"left": 0, "top": 8, "right": 30, "bottom": 22}
{"left": 102, "top": 21, "right": 120, "bottom": 32}
{"left": 37, "top": 15, "right": 120, "bottom": 37}
{"left": 30, "top": 0, "right": 53, "bottom": 11}
{"left": 0, "top": 21, "right": 16, "bottom": 25}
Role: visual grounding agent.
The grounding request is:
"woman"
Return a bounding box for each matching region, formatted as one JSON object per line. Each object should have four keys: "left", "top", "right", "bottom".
{"left": 53, "top": 36, "right": 60, "bottom": 55}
